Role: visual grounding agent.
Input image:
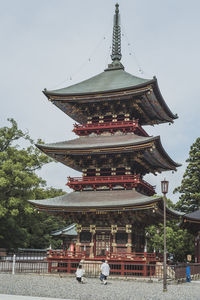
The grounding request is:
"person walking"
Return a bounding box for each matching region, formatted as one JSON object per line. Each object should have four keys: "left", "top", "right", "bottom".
{"left": 100, "top": 259, "right": 110, "bottom": 285}
{"left": 75, "top": 264, "right": 85, "bottom": 283}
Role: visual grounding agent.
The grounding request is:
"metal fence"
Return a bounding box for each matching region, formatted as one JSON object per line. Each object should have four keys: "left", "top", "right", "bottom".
{"left": 0, "top": 249, "right": 48, "bottom": 261}
{"left": 0, "top": 260, "right": 48, "bottom": 274}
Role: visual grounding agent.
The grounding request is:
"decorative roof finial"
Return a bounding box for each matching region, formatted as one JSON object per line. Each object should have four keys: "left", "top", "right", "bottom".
{"left": 111, "top": 3, "right": 121, "bottom": 62}
{"left": 106, "top": 3, "right": 124, "bottom": 71}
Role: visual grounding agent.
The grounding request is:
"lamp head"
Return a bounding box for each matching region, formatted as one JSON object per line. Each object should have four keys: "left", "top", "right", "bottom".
{"left": 161, "top": 178, "right": 169, "bottom": 194}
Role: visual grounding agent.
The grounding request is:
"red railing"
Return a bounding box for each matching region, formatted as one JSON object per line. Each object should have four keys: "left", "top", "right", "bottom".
{"left": 47, "top": 250, "right": 158, "bottom": 276}
{"left": 48, "top": 249, "right": 156, "bottom": 262}
{"left": 73, "top": 120, "right": 148, "bottom": 136}
{"left": 49, "top": 250, "right": 86, "bottom": 259}
{"left": 67, "top": 174, "right": 155, "bottom": 195}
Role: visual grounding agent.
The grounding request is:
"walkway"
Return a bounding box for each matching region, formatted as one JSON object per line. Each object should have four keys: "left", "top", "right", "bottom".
{"left": 0, "top": 296, "right": 71, "bottom": 300}
{"left": 0, "top": 274, "right": 200, "bottom": 300}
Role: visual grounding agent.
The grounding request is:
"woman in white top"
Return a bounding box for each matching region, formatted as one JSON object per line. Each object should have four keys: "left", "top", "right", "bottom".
{"left": 100, "top": 260, "right": 110, "bottom": 285}
{"left": 75, "top": 264, "right": 85, "bottom": 283}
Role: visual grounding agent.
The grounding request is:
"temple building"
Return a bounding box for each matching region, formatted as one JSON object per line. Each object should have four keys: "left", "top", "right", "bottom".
{"left": 182, "top": 210, "right": 200, "bottom": 263}
{"left": 29, "top": 4, "right": 183, "bottom": 274}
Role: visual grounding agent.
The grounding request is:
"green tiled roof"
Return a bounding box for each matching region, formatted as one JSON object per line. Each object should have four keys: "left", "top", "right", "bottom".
{"left": 36, "top": 133, "right": 155, "bottom": 150}
{"left": 36, "top": 133, "right": 181, "bottom": 172}
{"left": 184, "top": 210, "right": 200, "bottom": 221}
{"left": 29, "top": 189, "right": 161, "bottom": 210}
{"left": 44, "top": 69, "right": 152, "bottom": 96}
{"left": 29, "top": 190, "right": 183, "bottom": 220}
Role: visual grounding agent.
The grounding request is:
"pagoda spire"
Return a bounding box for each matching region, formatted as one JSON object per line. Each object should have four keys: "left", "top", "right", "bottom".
{"left": 111, "top": 3, "right": 122, "bottom": 62}
{"left": 107, "top": 3, "right": 124, "bottom": 70}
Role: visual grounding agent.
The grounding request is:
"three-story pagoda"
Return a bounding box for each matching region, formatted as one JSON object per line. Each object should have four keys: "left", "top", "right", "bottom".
{"left": 30, "top": 4, "right": 182, "bottom": 273}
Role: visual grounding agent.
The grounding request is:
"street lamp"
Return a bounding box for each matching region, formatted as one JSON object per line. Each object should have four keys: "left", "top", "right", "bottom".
{"left": 161, "top": 178, "right": 169, "bottom": 292}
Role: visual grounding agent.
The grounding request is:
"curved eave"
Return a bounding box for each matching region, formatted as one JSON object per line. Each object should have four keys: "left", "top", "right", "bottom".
{"left": 36, "top": 134, "right": 180, "bottom": 172}
{"left": 152, "top": 77, "right": 178, "bottom": 121}
{"left": 182, "top": 210, "right": 200, "bottom": 224}
{"left": 154, "top": 137, "right": 181, "bottom": 169}
{"left": 44, "top": 76, "right": 177, "bottom": 125}
{"left": 43, "top": 77, "right": 155, "bottom": 98}
{"left": 165, "top": 206, "right": 184, "bottom": 218}
{"left": 51, "top": 224, "right": 77, "bottom": 236}
{"left": 28, "top": 190, "right": 162, "bottom": 212}
{"left": 36, "top": 134, "right": 156, "bottom": 151}
{"left": 154, "top": 202, "right": 184, "bottom": 220}
{"left": 181, "top": 212, "right": 200, "bottom": 233}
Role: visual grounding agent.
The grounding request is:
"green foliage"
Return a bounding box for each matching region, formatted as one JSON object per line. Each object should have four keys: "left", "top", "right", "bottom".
{"left": 146, "top": 220, "right": 194, "bottom": 262}
{"left": 0, "top": 119, "right": 67, "bottom": 250}
{"left": 174, "top": 137, "right": 200, "bottom": 213}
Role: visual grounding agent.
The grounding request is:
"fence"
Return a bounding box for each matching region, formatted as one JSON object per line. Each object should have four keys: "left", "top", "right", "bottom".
{"left": 0, "top": 259, "right": 168, "bottom": 279}
{"left": 173, "top": 263, "right": 200, "bottom": 280}
{"left": 0, "top": 260, "right": 48, "bottom": 274}
{"left": 0, "top": 258, "right": 200, "bottom": 281}
{"left": 0, "top": 249, "right": 48, "bottom": 261}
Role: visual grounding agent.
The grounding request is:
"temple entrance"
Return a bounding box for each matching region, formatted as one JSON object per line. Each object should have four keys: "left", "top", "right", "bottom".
{"left": 95, "top": 233, "right": 111, "bottom": 256}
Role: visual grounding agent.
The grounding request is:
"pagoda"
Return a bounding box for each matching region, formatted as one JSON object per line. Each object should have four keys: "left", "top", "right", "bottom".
{"left": 30, "top": 4, "right": 182, "bottom": 275}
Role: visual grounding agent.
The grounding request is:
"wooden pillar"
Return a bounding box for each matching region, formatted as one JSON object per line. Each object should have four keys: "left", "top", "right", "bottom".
{"left": 90, "top": 225, "right": 96, "bottom": 258}
{"left": 111, "top": 225, "right": 118, "bottom": 257}
{"left": 48, "top": 262, "right": 52, "bottom": 273}
{"left": 67, "top": 260, "right": 71, "bottom": 273}
{"left": 126, "top": 225, "right": 132, "bottom": 254}
{"left": 195, "top": 231, "right": 200, "bottom": 263}
{"left": 76, "top": 232, "right": 81, "bottom": 253}
{"left": 112, "top": 233, "right": 117, "bottom": 254}
{"left": 127, "top": 232, "right": 132, "bottom": 253}
{"left": 90, "top": 232, "right": 95, "bottom": 258}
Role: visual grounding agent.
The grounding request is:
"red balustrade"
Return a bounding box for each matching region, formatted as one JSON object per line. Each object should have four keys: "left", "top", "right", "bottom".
{"left": 48, "top": 249, "right": 156, "bottom": 262}
{"left": 73, "top": 120, "right": 148, "bottom": 136}
{"left": 67, "top": 174, "right": 155, "bottom": 195}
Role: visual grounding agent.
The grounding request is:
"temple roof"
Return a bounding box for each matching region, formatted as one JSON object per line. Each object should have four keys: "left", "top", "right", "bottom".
{"left": 29, "top": 190, "right": 183, "bottom": 220}
{"left": 37, "top": 132, "right": 155, "bottom": 149}
{"left": 36, "top": 133, "right": 180, "bottom": 173}
{"left": 43, "top": 74, "right": 177, "bottom": 125}
{"left": 183, "top": 210, "right": 200, "bottom": 222}
{"left": 29, "top": 189, "right": 161, "bottom": 211}
{"left": 51, "top": 223, "right": 77, "bottom": 237}
{"left": 44, "top": 69, "right": 152, "bottom": 96}
{"left": 182, "top": 210, "right": 200, "bottom": 234}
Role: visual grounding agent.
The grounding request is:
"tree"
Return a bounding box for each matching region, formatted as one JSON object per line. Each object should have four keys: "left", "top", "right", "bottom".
{"left": 174, "top": 137, "right": 200, "bottom": 213}
{"left": 0, "top": 119, "right": 66, "bottom": 249}
{"left": 146, "top": 220, "right": 194, "bottom": 263}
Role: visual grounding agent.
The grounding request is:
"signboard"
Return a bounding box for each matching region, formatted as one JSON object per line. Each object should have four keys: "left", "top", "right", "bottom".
{"left": 187, "top": 254, "right": 192, "bottom": 262}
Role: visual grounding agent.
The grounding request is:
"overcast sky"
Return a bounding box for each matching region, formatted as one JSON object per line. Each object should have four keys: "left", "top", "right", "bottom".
{"left": 1, "top": 0, "right": 200, "bottom": 203}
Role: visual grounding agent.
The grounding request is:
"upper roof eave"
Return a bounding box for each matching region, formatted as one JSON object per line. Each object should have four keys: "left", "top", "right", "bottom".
{"left": 36, "top": 134, "right": 181, "bottom": 170}
{"left": 152, "top": 76, "right": 178, "bottom": 120}
{"left": 28, "top": 190, "right": 162, "bottom": 210}
{"left": 154, "top": 137, "right": 181, "bottom": 168}
{"left": 43, "top": 76, "right": 155, "bottom": 98}
{"left": 35, "top": 134, "right": 157, "bottom": 151}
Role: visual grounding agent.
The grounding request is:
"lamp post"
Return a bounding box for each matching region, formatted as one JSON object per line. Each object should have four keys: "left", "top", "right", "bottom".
{"left": 161, "top": 179, "right": 169, "bottom": 292}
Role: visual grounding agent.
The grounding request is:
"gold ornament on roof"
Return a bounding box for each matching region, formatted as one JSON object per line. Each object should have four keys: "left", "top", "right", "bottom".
{"left": 126, "top": 224, "right": 132, "bottom": 233}
{"left": 111, "top": 224, "right": 118, "bottom": 233}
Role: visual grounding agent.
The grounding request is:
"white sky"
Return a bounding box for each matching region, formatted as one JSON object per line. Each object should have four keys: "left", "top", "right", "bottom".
{"left": 1, "top": 0, "right": 200, "bottom": 203}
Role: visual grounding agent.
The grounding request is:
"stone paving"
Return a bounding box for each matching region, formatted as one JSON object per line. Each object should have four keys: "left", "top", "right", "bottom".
{"left": 0, "top": 274, "right": 200, "bottom": 300}
{"left": 0, "top": 296, "right": 72, "bottom": 300}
